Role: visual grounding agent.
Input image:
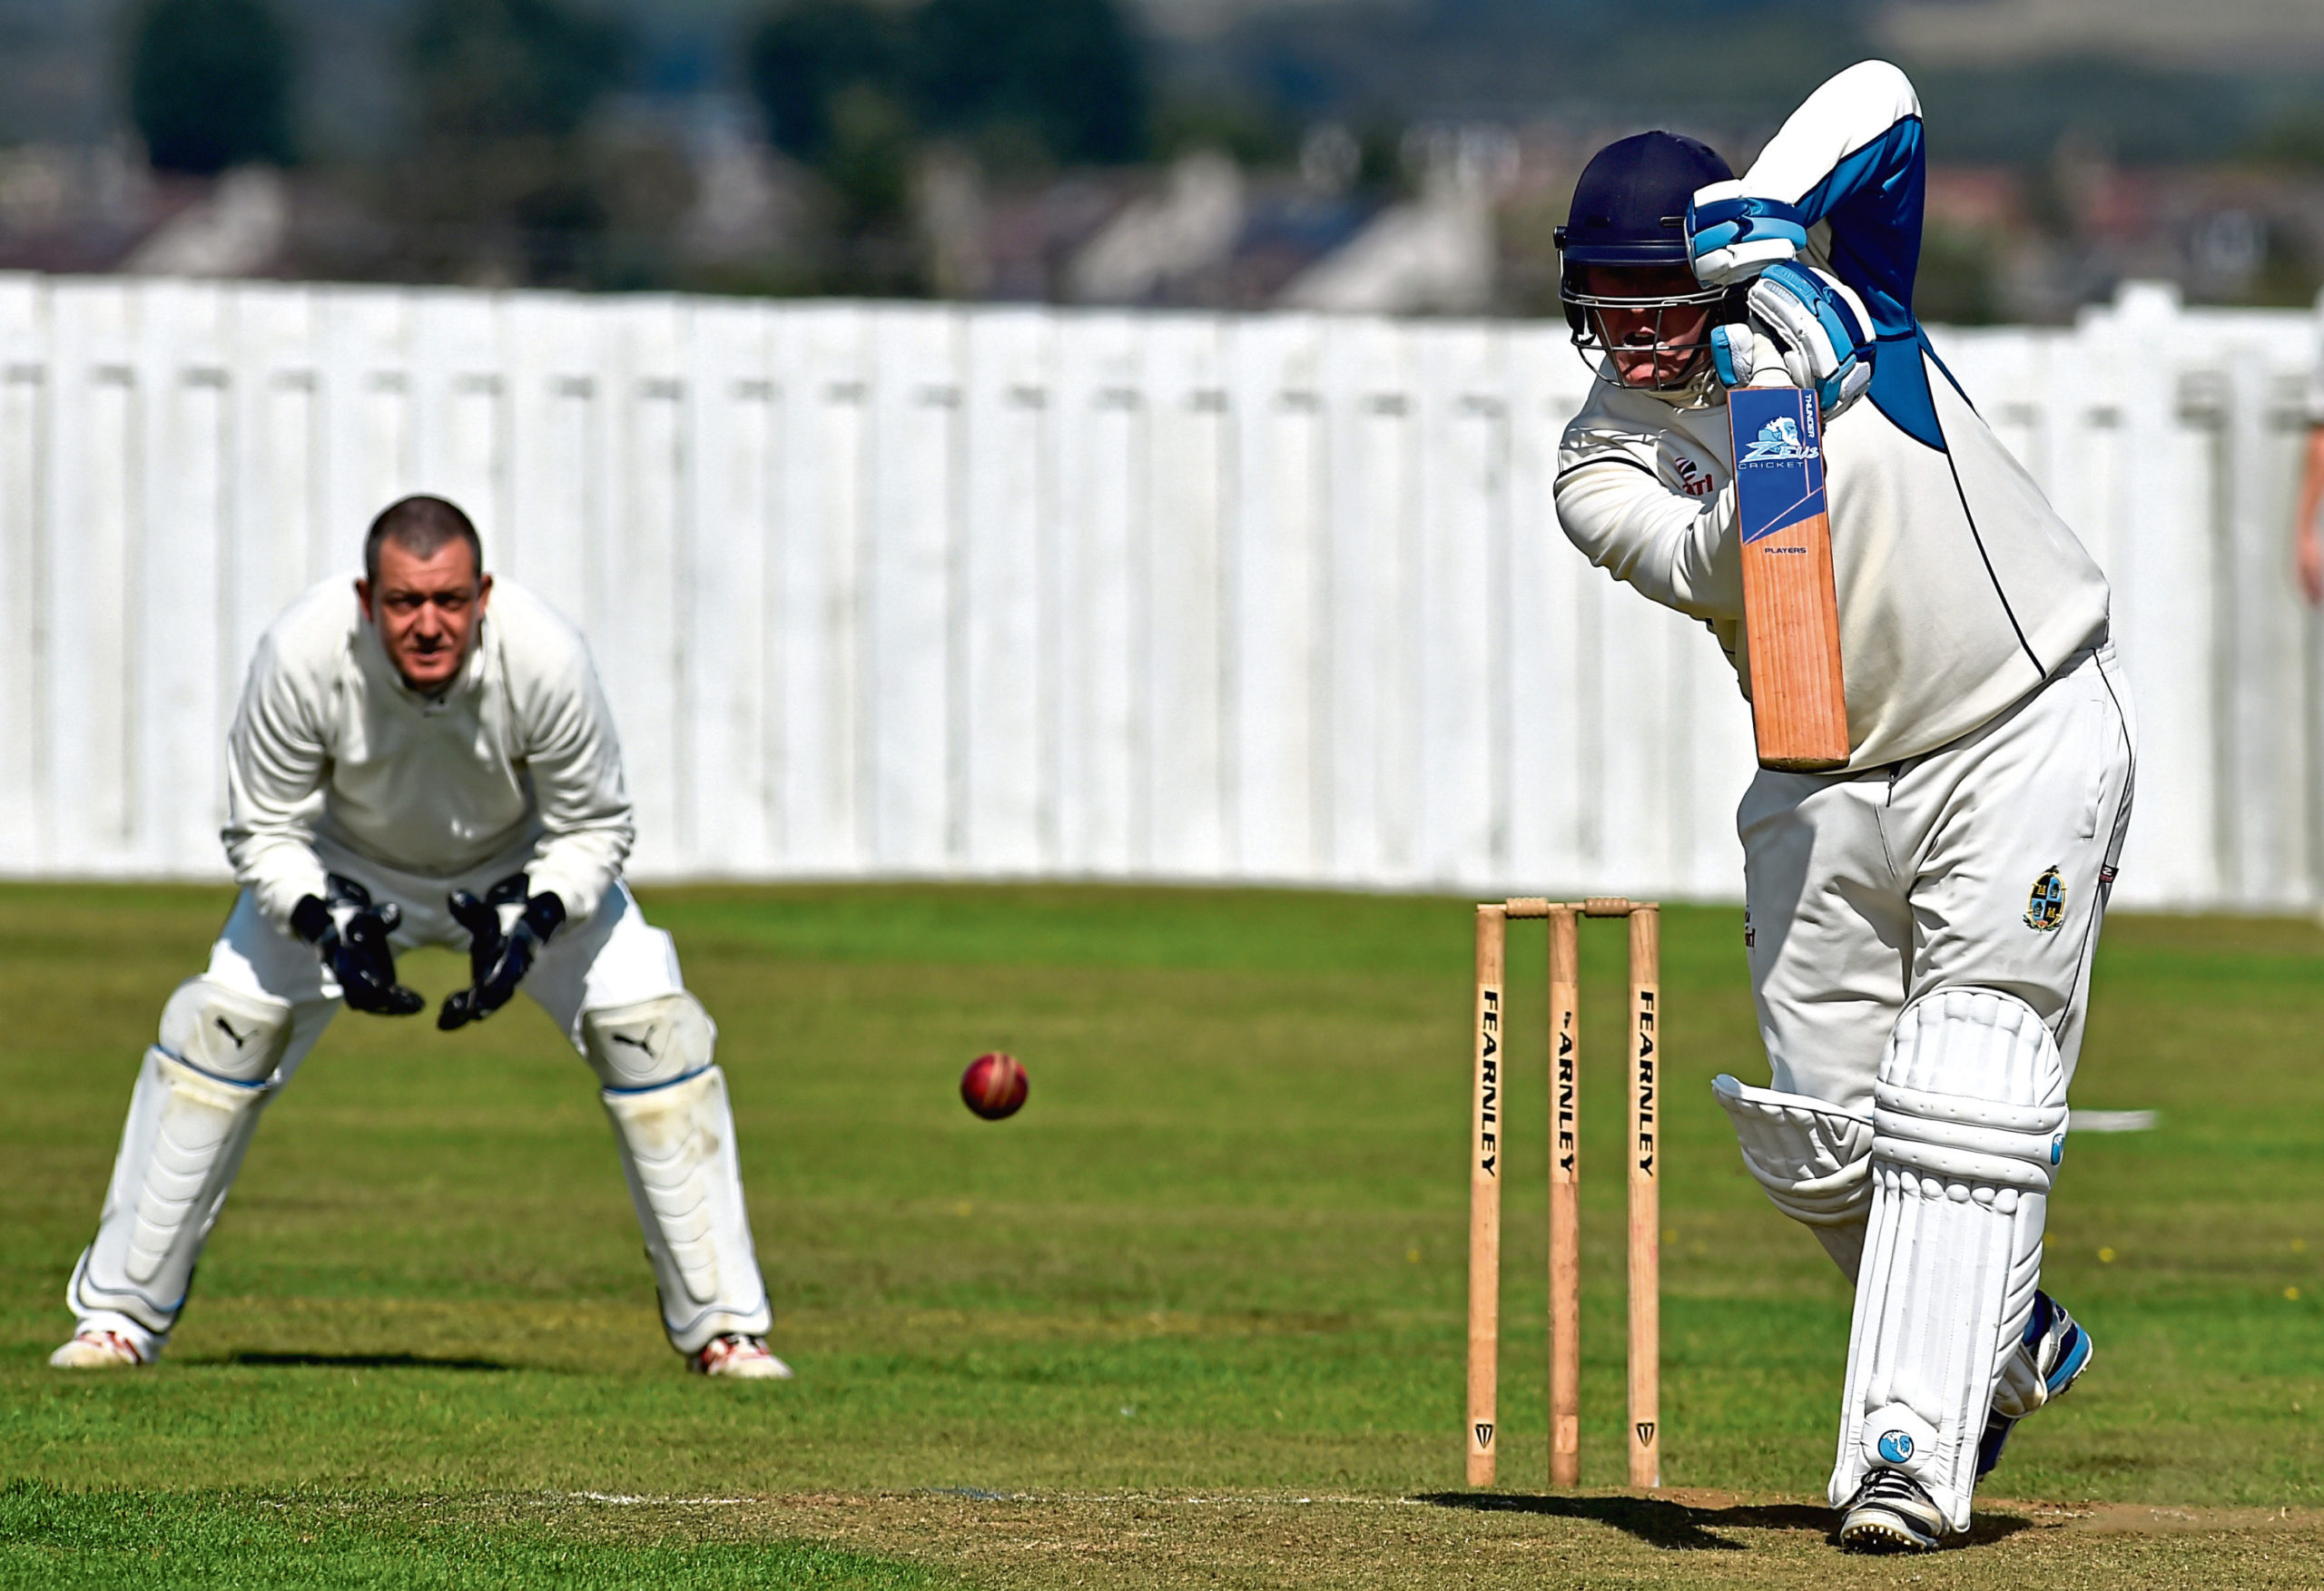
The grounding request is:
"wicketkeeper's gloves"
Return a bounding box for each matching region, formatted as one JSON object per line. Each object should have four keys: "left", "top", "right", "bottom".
{"left": 438, "top": 871, "right": 566, "bottom": 1031}
{"left": 290, "top": 874, "right": 426, "bottom": 1016}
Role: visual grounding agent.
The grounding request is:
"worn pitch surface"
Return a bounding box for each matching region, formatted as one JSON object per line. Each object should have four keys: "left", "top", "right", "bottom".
{"left": 2, "top": 884, "right": 2319, "bottom": 1587}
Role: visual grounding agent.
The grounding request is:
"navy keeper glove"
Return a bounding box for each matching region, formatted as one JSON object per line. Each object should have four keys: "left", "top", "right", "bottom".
{"left": 290, "top": 874, "right": 425, "bottom": 1016}
{"left": 438, "top": 872, "right": 566, "bottom": 1031}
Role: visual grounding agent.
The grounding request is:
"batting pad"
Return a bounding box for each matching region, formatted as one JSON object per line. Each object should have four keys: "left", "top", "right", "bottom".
{"left": 599, "top": 1064, "right": 772, "bottom": 1352}
{"left": 1711, "top": 1074, "right": 1876, "bottom": 1279}
{"left": 1830, "top": 988, "right": 2067, "bottom": 1531}
{"left": 582, "top": 993, "right": 717, "bottom": 1091}
{"left": 71, "top": 981, "right": 292, "bottom": 1334}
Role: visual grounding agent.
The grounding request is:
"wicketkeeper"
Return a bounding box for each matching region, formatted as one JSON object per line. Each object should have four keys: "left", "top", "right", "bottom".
{"left": 52, "top": 495, "right": 786, "bottom": 1380}
{"left": 1551, "top": 63, "right": 2133, "bottom": 1548}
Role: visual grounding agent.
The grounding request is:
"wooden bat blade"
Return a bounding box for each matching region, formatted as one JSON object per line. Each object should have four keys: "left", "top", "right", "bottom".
{"left": 1729, "top": 386, "right": 1849, "bottom": 772}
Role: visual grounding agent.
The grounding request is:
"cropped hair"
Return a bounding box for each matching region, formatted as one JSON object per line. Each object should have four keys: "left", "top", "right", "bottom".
{"left": 363, "top": 495, "right": 484, "bottom": 585}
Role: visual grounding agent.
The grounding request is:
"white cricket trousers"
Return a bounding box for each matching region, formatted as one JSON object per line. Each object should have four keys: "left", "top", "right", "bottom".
{"left": 1741, "top": 640, "right": 2136, "bottom": 1117}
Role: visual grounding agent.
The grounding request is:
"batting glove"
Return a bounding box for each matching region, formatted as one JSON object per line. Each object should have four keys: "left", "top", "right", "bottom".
{"left": 1684, "top": 181, "right": 1808, "bottom": 286}
{"left": 291, "top": 874, "right": 425, "bottom": 1016}
{"left": 1707, "top": 263, "right": 1876, "bottom": 420}
{"left": 1747, "top": 262, "right": 1876, "bottom": 417}
{"left": 438, "top": 872, "right": 566, "bottom": 1031}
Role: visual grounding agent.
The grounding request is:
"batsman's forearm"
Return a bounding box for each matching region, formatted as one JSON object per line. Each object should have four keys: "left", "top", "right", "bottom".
{"left": 1556, "top": 463, "right": 1741, "bottom": 619}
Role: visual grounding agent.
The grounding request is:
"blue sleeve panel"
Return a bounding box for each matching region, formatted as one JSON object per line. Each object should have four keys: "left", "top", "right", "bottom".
{"left": 1787, "top": 114, "right": 1948, "bottom": 451}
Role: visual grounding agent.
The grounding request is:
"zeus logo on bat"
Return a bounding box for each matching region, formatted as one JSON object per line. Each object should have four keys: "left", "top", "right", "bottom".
{"left": 1740, "top": 415, "right": 1817, "bottom": 463}
{"left": 1730, "top": 388, "right": 1827, "bottom": 547}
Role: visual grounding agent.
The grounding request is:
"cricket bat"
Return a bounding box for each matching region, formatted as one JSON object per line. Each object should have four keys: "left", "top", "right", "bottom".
{"left": 1728, "top": 385, "right": 1849, "bottom": 771}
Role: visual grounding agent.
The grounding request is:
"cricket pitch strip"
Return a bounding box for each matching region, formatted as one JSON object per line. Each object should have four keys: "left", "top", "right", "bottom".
{"left": 383, "top": 1488, "right": 2324, "bottom": 1588}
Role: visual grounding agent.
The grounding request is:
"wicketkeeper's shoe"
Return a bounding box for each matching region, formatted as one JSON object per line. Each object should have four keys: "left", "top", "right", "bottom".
{"left": 48, "top": 1331, "right": 148, "bottom": 1370}
{"left": 1976, "top": 1290, "right": 2092, "bottom": 1480}
{"left": 1837, "top": 1469, "right": 1946, "bottom": 1553}
{"left": 691, "top": 1334, "right": 793, "bottom": 1380}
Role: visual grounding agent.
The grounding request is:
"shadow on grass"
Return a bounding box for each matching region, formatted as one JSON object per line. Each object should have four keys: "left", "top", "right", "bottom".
{"left": 1413, "top": 1492, "right": 2033, "bottom": 1552}
{"left": 223, "top": 1351, "right": 517, "bottom": 1372}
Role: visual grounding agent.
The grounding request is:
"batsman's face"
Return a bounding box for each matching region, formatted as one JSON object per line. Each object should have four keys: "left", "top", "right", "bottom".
{"left": 1581, "top": 264, "right": 1715, "bottom": 388}
{"left": 358, "top": 540, "right": 492, "bottom": 692}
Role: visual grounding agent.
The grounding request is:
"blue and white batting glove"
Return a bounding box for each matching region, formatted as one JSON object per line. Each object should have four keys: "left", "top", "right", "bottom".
{"left": 1708, "top": 321, "right": 1781, "bottom": 389}
{"left": 1746, "top": 262, "right": 1876, "bottom": 417}
{"left": 1685, "top": 180, "right": 1808, "bottom": 286}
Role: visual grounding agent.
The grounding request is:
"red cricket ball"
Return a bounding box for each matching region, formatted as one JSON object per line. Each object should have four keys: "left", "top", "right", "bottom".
{"left": 960, "top": 1052, "right": 1029, "bottom": 1120}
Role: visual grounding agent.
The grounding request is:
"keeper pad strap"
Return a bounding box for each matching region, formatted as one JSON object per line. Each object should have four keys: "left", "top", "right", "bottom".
{"left": 1831, "top": 987, "right": 2067, "bottom": 1532}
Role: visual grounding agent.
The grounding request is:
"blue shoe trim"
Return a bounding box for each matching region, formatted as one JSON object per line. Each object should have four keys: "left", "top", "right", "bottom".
{"left": 2046, "top": 1322, "right": 2091, "bottom": 1396}
{"left": 1974, "top": 1410, "right": 2014, "bottom": 1480}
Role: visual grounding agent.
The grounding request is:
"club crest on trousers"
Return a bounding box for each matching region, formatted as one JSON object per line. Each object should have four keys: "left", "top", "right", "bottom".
{"left": 2024, "top": 866, "right": 2066, "bottom": 931}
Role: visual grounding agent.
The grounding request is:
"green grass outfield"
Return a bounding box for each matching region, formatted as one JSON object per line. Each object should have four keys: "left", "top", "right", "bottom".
{"left": 2, "top": 881, "right": 2319, "bottom": 1587}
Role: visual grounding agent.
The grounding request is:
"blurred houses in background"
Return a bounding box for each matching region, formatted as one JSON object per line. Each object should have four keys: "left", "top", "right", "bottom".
{"left": 0, "top": 0, "right": 2319, "bottom": 321}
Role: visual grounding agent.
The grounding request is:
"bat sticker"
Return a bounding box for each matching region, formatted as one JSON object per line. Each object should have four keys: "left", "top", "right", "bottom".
{"left": 1730, "top": 388, "right": 1827, "bottom": 545}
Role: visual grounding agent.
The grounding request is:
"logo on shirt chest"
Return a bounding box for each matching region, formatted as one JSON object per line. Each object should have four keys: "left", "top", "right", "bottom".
{"left": 1669, "top": 453, "right": 1718, "bottom": 498}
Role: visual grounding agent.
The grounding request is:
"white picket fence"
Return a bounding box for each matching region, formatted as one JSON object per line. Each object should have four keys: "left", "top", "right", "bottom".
{"left": 0, "top": 273, "right": 2317, "bottom": 911}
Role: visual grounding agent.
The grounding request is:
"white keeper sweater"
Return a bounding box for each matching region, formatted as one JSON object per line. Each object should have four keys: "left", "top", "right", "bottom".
{"left": 222, "top": 575, "right": 635, "bottom": 930}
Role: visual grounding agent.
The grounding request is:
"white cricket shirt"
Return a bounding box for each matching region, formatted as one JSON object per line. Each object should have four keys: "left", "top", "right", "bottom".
{"left": 222, "top": 576, "right": 635, "bottom": 930}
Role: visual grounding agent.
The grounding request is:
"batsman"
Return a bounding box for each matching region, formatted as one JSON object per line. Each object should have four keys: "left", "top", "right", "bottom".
{"left": 51, "top": 495, "right": 788, "bottom": 1380}
{"left": 1551, "top": 63, "right": 2134, "bottom": 1549}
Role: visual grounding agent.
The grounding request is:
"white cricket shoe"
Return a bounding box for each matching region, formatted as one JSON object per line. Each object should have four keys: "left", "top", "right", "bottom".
{"left": 49, "top": 1331, "right": 148, "bottom": 1370}
{"left": 691, "top": 1334, "right": 793, "bottom": 1380}
{"left": 1838, "top": 1469, "right": 1946, "bottom": 1553}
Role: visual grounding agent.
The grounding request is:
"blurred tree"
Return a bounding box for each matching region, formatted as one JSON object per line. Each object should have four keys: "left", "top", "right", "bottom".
{"left": 1911, "top": 224, "right": 2002, "bottom": 326}
{"left": 912, "top": 0, "right": 1147, "bottom": 165}
{"left": 1151, "top": 96, "right": 1294, "bottom": 169}
{"left": 746, "top": 0, "right": 909, "bottom": 162}
{"left": 2248, "top": 107, "right": 2324, "bottom": 171}
{"left": 128, "top": 0, "right": 297, "bottom": 174}
{"left": 410, "top": 0, "right": 627, "bottom": 142}
{"left": 820, "top": 83, "right": 915, "bottom": 230}
{"left": 352, "top": 0, "right": 647, "bottom": 289}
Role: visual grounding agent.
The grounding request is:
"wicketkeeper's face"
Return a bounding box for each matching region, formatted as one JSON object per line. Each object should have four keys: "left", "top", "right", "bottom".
{"left": 359, "top": 539, "right": 492, "bottom": 692}
{"left": 1580, "top": 264, "right": 1718, "bottom": 389}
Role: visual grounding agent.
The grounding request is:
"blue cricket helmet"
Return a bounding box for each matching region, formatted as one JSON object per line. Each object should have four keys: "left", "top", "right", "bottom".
{"left": 1554, "top": 131, "right": 1737, "bottom": 385}
{"left": 1556, "top": 130, "right": 1734, "bottom": 268}
{"left": 1556, "top": 131, "right": 1733, "bottom": 325}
